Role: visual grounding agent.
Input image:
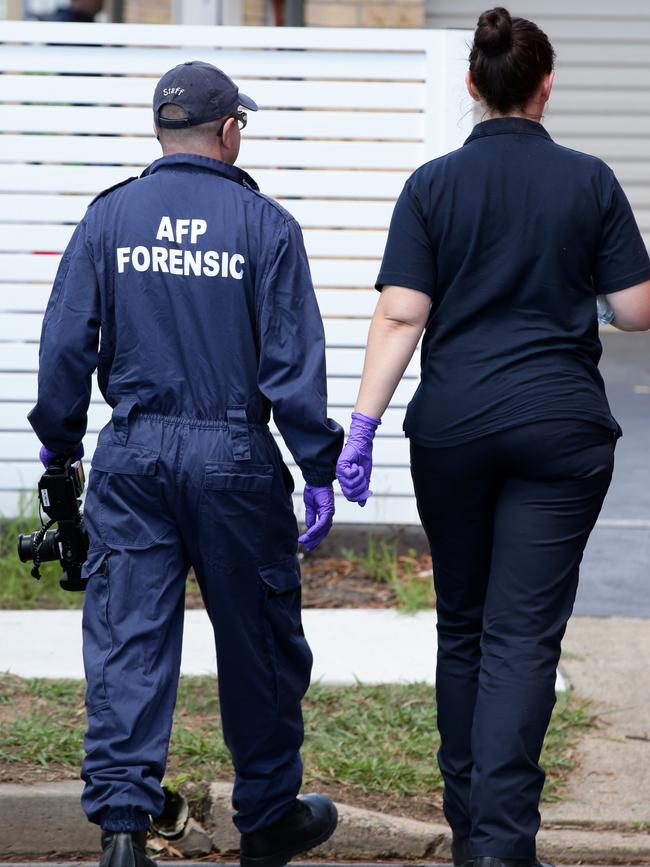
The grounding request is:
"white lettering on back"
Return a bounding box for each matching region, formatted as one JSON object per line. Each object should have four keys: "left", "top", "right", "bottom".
{"left": 151, "top": 246, "right": 169, "bottom": 273}
{"left": 191, "top": 219, "right": 207, "bottom": 244}
{"left": 230, "top": 253, "right": 245, "bottom": 280}
{"left": 168, "top": 249, "right": 183, "bottom": 276}
{"left": 117, "top": 218, "right": 245, "bottom": 279}
{"left": 116, "top": 247, "right": 130, "bottom": 273}
{"left": 203, "top": 251, "right": 219, "bottom": 277}
{"left": 156, "top": 216, "right": 175, "bottom": 242}
{"left": 132, "top": 246, "right": 150, "bottom": 271}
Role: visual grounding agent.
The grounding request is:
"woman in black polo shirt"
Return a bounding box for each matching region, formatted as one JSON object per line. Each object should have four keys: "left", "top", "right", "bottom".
{"left": 336, "top": 7, "right": 650, "bottom": 867}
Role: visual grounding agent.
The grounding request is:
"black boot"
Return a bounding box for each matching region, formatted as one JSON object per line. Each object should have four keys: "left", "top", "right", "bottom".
{"left": 240, "top": 794, "right": 338, "bottom": 867}
{"left": 99, "top": 830, "right": 157, "bottom": 867}
{"left": 452, "top": 835, "right": 473, "bottom": 866}
{"left": 473, "top": 858, "right": 554, "bottom": 867}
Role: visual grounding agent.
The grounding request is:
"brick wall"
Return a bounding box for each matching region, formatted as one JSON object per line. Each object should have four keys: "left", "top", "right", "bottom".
{"left": 244, "top": 0, "right": 267, "bottom": 25}
{"left": 306, "top": 0, "right": 424, "bottom": 27}
{"left": 119, "top": 0, "right": 424, "bottom": 28}
{"left": 124, "top": 0, "right": 172, "bottom": 23}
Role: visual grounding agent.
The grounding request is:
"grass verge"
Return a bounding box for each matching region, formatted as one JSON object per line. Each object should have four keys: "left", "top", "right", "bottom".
{"left": 0, "top": 676, "right": 591, "bottom": 818}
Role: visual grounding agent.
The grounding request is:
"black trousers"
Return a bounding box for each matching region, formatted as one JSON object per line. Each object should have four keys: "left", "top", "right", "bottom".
{"left": 410, "top": 419, "right": 617, "bottom": 859}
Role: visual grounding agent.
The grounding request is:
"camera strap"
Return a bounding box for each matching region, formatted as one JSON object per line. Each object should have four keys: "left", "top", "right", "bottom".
{"left": 30, "top": 518, "right": 55, "bottom": 580}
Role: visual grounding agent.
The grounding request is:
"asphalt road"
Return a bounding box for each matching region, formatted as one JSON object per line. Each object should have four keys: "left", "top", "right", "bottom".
{"left": 576, "top": 330, "right": 650, "bottom": 617}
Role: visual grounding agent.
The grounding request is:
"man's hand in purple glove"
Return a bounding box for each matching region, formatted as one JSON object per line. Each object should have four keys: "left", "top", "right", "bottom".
{"left": 298, "top": 484, "right": 335, "bottom": 553}
{"left": 39, "top": 443, "right": 84, "bottom": 468}
{"left": 335, "top": 412, "right": 381, "bottom": 506}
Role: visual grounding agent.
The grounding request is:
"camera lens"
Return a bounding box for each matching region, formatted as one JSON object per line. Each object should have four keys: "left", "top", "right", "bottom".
{"left": 16, "top": 529, "right": 61, "bottom": 564}
{"left": 17, "top": 533, "right": 37, "bottom": 563}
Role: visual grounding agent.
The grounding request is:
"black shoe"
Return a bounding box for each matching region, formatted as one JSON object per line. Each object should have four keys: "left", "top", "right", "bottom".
{"left": 452, "top": 835, "right": 473, "bottom": 866}
{"left": 240, "top": 794, "right": 338, "bottom": 867}
{"left": 473, "top": 858, "right": 554, "bottom": 867}
{"left": 99, "top": 830, "right": 157, "bottom": 867}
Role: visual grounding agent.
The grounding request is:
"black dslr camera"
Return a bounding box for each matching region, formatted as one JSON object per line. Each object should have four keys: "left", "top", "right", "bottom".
{"left": 17, "top": 457, "right": 89, "bottom": 591}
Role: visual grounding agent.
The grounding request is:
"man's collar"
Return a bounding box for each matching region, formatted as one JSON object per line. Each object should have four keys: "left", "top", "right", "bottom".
{"left": 141, "top": 153, "right": 260, "bottom": 191}
{"left": 464, "top": 117, "right": 552, "bottom": 145}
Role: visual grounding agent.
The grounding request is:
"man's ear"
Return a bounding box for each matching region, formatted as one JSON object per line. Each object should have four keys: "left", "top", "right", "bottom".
{"left": 221, "top": 116, "right": 238, "bottom": 150}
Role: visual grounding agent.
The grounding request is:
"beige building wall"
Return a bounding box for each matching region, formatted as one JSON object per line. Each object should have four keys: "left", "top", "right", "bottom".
{"left": 122, "top": 0, "right": 424, "bottom": 27}
{"left": 5, "top": 0, "right": 423, "bottom": 24}
{"left": 123, "top": 0, "right": 172, "bottom": 22}
{"left": 7, "top": 0, "right": 424, "bottom": 27}
{"left": 243, "top": 0, "right": 266, "bottom": 25}
{"left": 306, "top": 0, "right": 423, "bottom": 28}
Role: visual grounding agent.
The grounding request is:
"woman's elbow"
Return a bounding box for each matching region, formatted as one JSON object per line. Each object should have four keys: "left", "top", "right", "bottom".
{"left": 607, "top": 281, "right": 650, "bottom": 332}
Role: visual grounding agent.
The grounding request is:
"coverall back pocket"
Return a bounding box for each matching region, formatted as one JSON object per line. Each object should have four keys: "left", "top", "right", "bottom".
{"left": 201, "top": 462, "right": 274, "bottom": 567}
{"left": 90, "top": 444, "right": 165, "bottom": 549}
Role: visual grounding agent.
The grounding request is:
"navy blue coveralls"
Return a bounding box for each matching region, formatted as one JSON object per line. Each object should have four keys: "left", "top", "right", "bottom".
{"left": 29, "top": 153, "right": 343, "bottom": 834}
{"left": 377, "top": 117, "right": 650, "bottom": 859}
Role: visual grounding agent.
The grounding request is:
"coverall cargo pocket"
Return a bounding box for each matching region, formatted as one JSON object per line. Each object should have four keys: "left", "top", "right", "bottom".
{"left": 81, "top": 547, "right": 112, "bottom": 715}
{"left": 201, "top": 463, "right": 274, "bottom": 566}
{"left": 91, "top": 444, "right": 164, "bottom": 548}
{"left": 259, "top": 556, "right": 312, "bottom": 713}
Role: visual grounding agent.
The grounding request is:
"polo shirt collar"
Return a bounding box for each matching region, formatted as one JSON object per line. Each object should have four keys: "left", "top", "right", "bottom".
{"left": 464, "top": 117, "right": 552, "bottom": 145}
{"left": 141, "top": 152, "right": 260, "bottom": 191}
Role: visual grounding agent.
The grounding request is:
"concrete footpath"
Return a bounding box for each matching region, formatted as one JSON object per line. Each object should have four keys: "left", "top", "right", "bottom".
{"left": 0, "top": 608, "right": 566, "bottom": 691}
{"left": 0, "top": 616, "right": 648, "bottom": 862}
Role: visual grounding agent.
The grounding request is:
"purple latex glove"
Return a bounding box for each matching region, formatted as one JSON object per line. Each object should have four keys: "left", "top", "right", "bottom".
{"left": 298, "top": 484, "right": 335, "bottom": 552}
{"left": 336, "top": 411, "right": 381, "bottom": 506}
{"left": 39, "top": 443, "right": 84, "bottom": 468}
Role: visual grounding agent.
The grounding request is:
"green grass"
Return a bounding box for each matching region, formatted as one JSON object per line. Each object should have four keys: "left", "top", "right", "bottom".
{"left": 0, "top": 497, "right": 82, "bottom": 609}
{"left": 343, "top": 537, "right": 435, "bottom": 613}
{"left": 0, "top": 675, "right": 591, "bottom": 806}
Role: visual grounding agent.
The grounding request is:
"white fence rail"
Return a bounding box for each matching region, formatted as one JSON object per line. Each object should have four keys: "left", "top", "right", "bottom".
{"left": 0, "top": 21, "right": 474, "bottom": 522}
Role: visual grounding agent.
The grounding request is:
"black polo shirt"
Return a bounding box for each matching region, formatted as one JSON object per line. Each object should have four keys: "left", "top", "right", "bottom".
{"left": 377, "top": 116, "right": 650, "bottom": 447}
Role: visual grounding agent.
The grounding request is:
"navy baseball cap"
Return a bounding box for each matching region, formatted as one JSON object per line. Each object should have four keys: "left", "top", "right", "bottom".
{"left": 154, "top": 60, "right": 258, "bottom": 128}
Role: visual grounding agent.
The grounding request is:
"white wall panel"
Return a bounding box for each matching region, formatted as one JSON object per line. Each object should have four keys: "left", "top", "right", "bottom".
{"left": 0, "top": 21, "right": 473, "bottom": 522}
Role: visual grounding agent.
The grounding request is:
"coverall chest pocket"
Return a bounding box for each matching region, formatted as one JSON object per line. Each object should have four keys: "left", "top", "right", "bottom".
{"left": 90, "top": 444, "right": 165, "bottom": 549}
{"left": 201, "top": 462, "right": 274, "bottom": 567}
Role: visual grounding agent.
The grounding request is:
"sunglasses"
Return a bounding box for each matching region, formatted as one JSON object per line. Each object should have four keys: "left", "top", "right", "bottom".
{"left": 217, "top": 109, "right": 247, "bottom": 137}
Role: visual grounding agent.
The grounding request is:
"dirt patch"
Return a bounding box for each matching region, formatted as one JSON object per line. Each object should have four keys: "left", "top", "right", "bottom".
{"left": 0, "top": 760, "right": 79, "bottom": 784}
{"left": 0, "top": 688, "right": 37, "bottom": 724}
{"left": 311, "top": 779, "right": 445, "bottom": 824}
{"left": 185, "top": 553, "right": 434, "bottom": 610}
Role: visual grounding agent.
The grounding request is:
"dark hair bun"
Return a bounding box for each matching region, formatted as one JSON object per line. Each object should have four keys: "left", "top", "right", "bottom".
{"left": 475, "top": 6, "right": 513, "bottom": 56}
{"left": 469, "top": 7, "right": 554, "bottom": 114}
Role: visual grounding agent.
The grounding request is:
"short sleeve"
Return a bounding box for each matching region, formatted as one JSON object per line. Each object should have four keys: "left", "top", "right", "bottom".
{"left": 375, "top": 179, "right": 436, "bottom": 296}
{"left": 593, "top": 171, "right": 650, "bottom": 294}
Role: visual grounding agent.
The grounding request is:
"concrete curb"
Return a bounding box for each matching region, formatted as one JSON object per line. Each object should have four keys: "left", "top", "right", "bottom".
{"left": 2, "top": 781, "right": 650, "bottom": 863}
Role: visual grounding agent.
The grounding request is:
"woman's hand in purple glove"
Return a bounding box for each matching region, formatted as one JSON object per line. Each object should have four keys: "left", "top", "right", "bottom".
{"left": 335, "top": 412, "right": 381, "bottom": 506}
{"left": 298, "top": 484, "right": 335, "bottom": 552}
{"left": 39, "top": 443, "right": 84, "bottom": 468}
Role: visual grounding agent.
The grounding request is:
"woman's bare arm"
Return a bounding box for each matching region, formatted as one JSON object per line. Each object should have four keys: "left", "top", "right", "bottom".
{"left": 354, "top": 285, "right": 431, "bottom": 419}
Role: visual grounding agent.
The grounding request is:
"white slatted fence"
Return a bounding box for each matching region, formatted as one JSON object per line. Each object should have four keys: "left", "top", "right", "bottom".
{"left": 0, "top": 21, "right": 474, "bottom": 522}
